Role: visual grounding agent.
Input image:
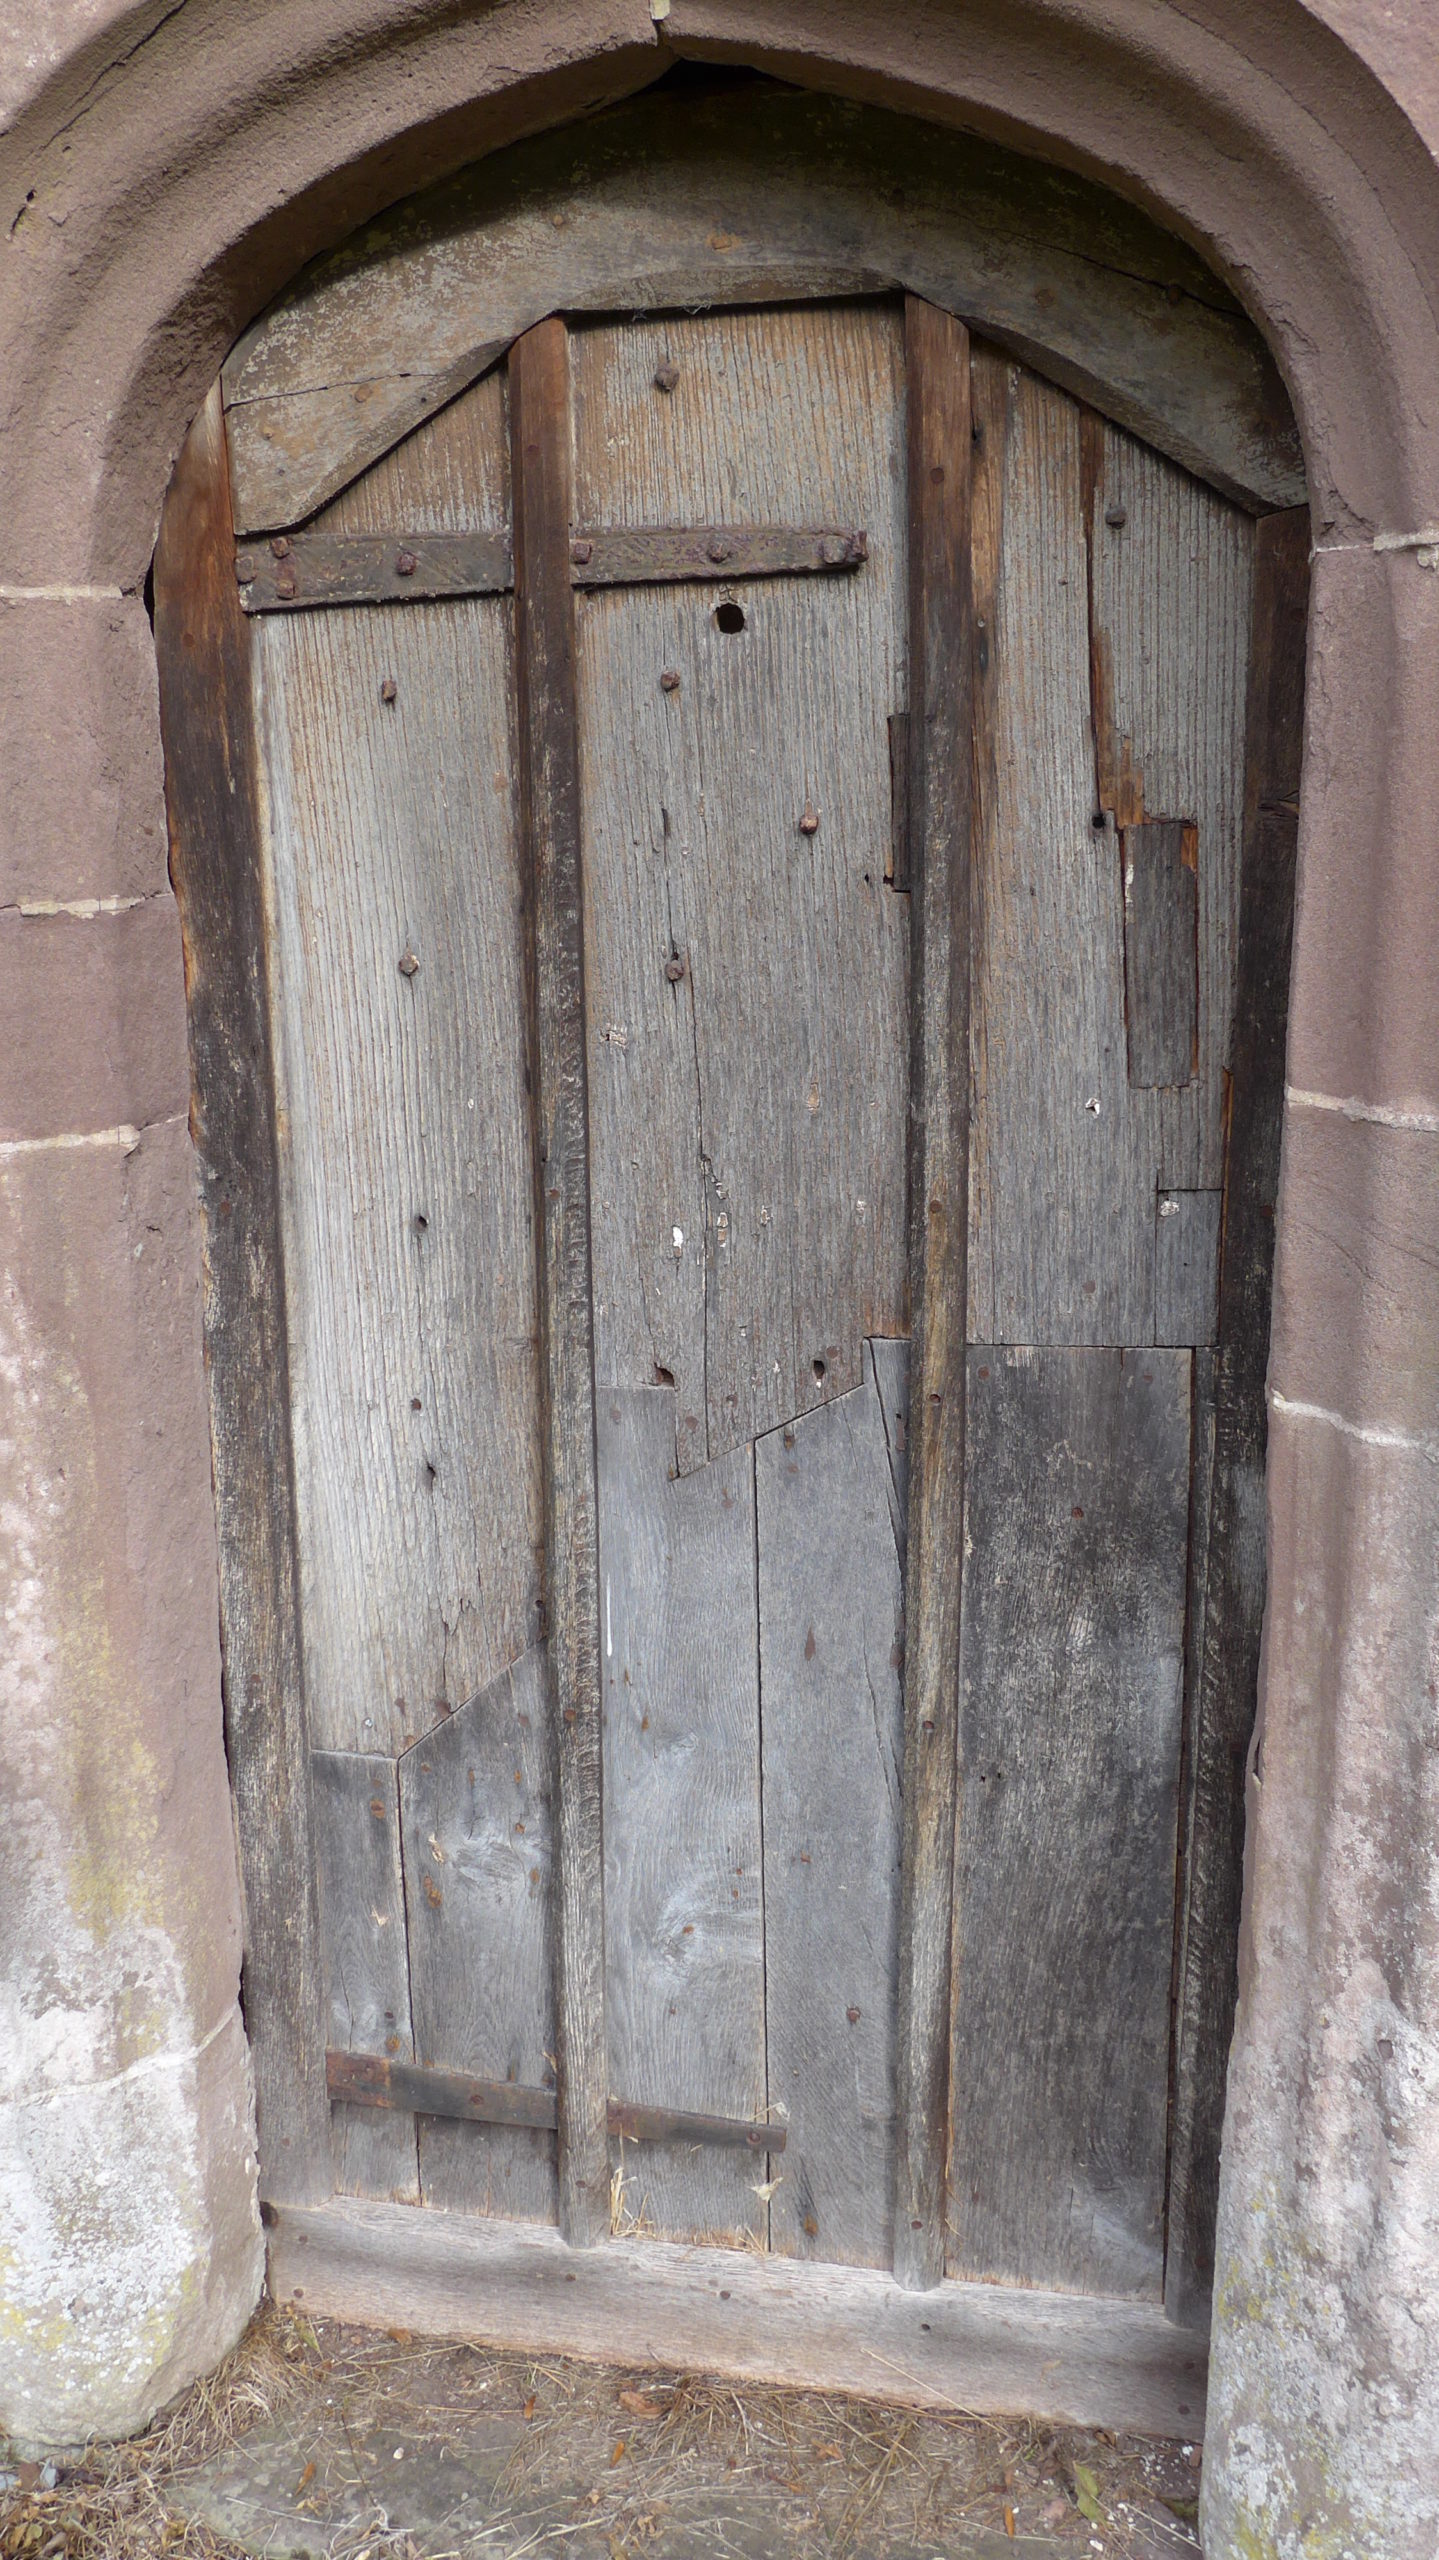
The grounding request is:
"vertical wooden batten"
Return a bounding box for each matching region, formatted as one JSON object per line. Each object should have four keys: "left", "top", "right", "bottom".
{"left": 892, "top": 298, "right": 975, "bottom": 2291}
{"left": 154, "top": 383, "right": 332, "bottom": 2205}
{"left": 1165, "top": 507, "right": 1310, "bottom": 2326}
{"left": 509, "top": 317, "right": 611, "bottom": 2249}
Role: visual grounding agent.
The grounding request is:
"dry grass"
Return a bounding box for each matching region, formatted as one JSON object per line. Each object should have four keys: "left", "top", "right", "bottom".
{"left": 1, "top": 2302, "right": 1203, "bottom": 2560}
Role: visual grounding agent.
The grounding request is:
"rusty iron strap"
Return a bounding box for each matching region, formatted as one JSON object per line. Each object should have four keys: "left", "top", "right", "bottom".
{"left": 235, "top": 525, "right": 866, "bottom": 612}
{"left": 326, "top": 2051, "right": 785, "bottom": 2154}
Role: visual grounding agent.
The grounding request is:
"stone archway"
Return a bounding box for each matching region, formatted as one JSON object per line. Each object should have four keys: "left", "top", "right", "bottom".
{"left": 2, "top": 6, "right": 1437, "bottom": 2550}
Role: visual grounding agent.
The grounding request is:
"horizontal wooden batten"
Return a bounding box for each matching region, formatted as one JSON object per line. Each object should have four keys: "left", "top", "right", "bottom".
{"left": 326, "top": 2051, "right": 785, "bottom": 2154}
{"left": 269, "top": 2196, "right": 1208, "bottom": 2439}
{"left": 236, "top": 525, "right": 867, "bottom": 612}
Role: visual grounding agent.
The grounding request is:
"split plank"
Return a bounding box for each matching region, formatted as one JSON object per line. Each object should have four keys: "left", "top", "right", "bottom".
{"left": 758, "top": 1341, "right": 909, "bottom": 2268}
{"left": 1165, "top": 508, "right": 1309, "bottom": 2326}
{"left": 1123, "top": 821, "right": 1198, "bottom": 1089}
{"left": 574, "top": 303, "right": 909, "bottom": 1474}
{"left": 312, "top": 1751, "right": 418, "bottom": 2202}
{"left": 597, "top": 1387, "right": 766, "bottom": 2247}
{"left": 892, "top": 296, "right": 972, "bottom": 2291}
{"left": 510, "top": 317, "right": 610, "bottom": 2247}
{"left": 948, "top": 1348, "right": 1191, "bottom": 2300}
{"left": 399, "top": 1649, "right": 557, "bottom": 2224}
{"left": 223, "top": 86, "right": 1302, "bottom": 534}
{"left": 154, "top": 384, "right": 332, "bottom": 2205}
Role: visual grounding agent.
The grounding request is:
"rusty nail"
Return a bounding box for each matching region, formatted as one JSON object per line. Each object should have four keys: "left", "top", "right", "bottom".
{"left": 398, "top": 950, "right": 419, "bottom": 977}
{"left": 395, "top": 548, "right": 418, "bottom": 577}
{"left": 654, "top": 361, "right": 679, "bottom": 393}
{"left": 798, "top": 801, "right": 820, "bottom": 836}
{"left": 234, "top": 553, "right": 256, "bottom": 584}
{"left": 570, "top": 538, "right": 594, "bottom": 566}
{"left": 380, "top": 677, "right": 398, "bottom": 704}
{"left": 270, "top": 535, "right": 291, "bottom": 559}
{"left": 707, "top": 536, "right": 732, "bottom": 565}
{"left": 664, "top": 955, "right": 686, "bottom": 983}
{"left": 1105, "top": 503, "right": 1128, "bottom": 529}
{"left": 274, "top": 571, "right": 298, "bottom": 600}
{"left": 660, "top": 668, "right": 681, "bottom": 693}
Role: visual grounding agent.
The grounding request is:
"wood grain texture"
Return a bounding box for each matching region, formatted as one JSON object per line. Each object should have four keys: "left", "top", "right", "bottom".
{"left": 1165, "top": 509, "right": 1308, "bottom": 2328}
{"left": 253, "top": 583, "right": 541, "bottom": 1757}
{"left": 312, "top": 1751, "right": 419, "bottom": 2201}
{"left": 399, "top": 1648, "right": 557, "bottom": 2225}
{"left": 223, "top": 86, "right": 1301, "bottom": 534}
{"left": 1155, "top": 1190, "right": 1222, "bottom": 1348}
{"left": 155, "top": 384, "right": 332, "bottom": 2206}
{"left": 1123, "top": 821, "right": 1199, "bottom": 1089}
{"left": 597, "top": 1388, "right": 766, "bottom": 2246}
{"left": 967, "top": 356, "right": 1253, "bottom": 1343}
{"left": 269, "top": 2196, "right": 1210, "bottom": 2439}
{"left": 893, "top": 297, "right": 972, "bottom": 2292}
{"left": 758, "top": 1340, "right": 909, "bottom": 2269}
{"left": 574, "top": 304, "right": 909, "bottom": 1475}
{"left": 510, "top": 317, "right": 610, "bottom": 2247}
{"left": 947, "top": 1349, "right": 1191, "bottom": 2301}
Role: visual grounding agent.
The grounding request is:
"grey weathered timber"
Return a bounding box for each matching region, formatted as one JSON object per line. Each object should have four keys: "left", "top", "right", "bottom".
{"left": 327, "top": 2054, "right": 785, "bottom": 2152}
{"left": 1154, "top": 1189, "right": 1223, "bottom": 1347}
{"left": 948, "top": 1349, "right": 1191, "bottom": 2300}
{"left": 1089, "top": 418, "right": 1253, "bottom": 1194}
{"left": 252, "top": 581, "right": 542, "bottom": 1757}
{"left": 597, "top": 1387, "right": 767, "bottom": 2246}
{"left": 237, "top": 523, "right": 868, "bottom": 613}
{"left": 967, "top": 356, "right": 1253, "bottom": 1344}
{"left": 575, "top": 304, "right": 908, "bottom": 1474}
{"left": 223, "top": 86, "right": 1302, "bottom": 534}
{"left": 758, "top": 1341, "right": 909, "bottom": 2268}
{"left": 312, "top": 1752, "right": 419, "bottom": 2201}
{"left": 154, "top": 385, "right": 332, "bottom": 2207}
{"left": 893, "top": 297, "right": 972, "bottom": 2292}
{"left": 1165, "top": 509, "right": 1309, "bottom": 2328}
{"left": 1122, "top": 821, "right": 1199, "bottom": 1088}
{"left": 399, "top": 1648, "right": 557, "bottom": 2224}
{"left": 510, "top": 317, "right": 610, "bottom": 2248}
{"left": 270, "top": 2197, "right": 1210, "bottom": 2438}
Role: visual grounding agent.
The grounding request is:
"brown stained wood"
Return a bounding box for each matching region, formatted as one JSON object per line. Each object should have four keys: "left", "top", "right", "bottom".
{"left": 1165, "top": 509, "right": 1309, "bottom": 2328}
{"left": 399, "top": 1650, "right": 558, "bottom": 2225}
{"left": 270, "top": 2196, "right": 1210, "bottom": 2437}
{"left": 327, "top": 2055, "right": 785, "bottom": 2154}
{"left": 597, "top": 1388, "right": 767, "bottom": 2246}
{"left": 1154, "top": 1189, "right": 1222, "bottom": 1348}
{"left": 757, "top": 1341, "right": 909, "bottom": 2269}
{"left": 223, "top": 87, "right": 1302, "bottom": 535}
{"left": 893, "top": 296, "right": 972, "bottom": 2293}
{"left": 312, "top": 1753, "right": 418, "bottom": 2202}
{"left": 510, "top": 316, "right": 610, "bottom": 2249}
{"left": 154, "top": 384, "right": 332, "bottom": 2207}
{"left": 573, "top": 304, "right": 909, "bottom": 1475}
{"left": 252, "top": 589, "right": 541, "bottom": 1757}
{"left": 948, "top": 1349, "right": 1192, "bottom": 2301}
{"left": 1123, "top": 821, "right": 1199, "bottom": 1089}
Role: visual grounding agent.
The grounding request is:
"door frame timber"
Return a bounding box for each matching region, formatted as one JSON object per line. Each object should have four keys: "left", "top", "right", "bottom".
{"left": 159, "top": 148, "right": 1305, "bottom": 2424}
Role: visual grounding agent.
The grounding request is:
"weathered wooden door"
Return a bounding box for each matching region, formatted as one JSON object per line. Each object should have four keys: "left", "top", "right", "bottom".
{"left": 157, "top": 89, "right": 1306, "bottom": 2407}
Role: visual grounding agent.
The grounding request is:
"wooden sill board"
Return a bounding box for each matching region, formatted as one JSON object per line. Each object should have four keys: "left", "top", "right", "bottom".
{"left": 267, "top": 2198, "right": 1207, "bottom": 2440}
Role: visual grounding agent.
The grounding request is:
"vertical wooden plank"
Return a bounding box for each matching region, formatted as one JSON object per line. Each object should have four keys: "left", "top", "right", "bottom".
{"left": 892, "top": 294, "right": 972, "bottom": 2291}
{"left": 758, "top": 1341, "right": 909, "bottom": 2268}
{"left": 510, "top": 315, "right": 610, "bottom": 2247}
{"left": 948, "top": 1348, "right": 1192, "bottom": 2299}
{"left": 598, "top": 1389, "right": 765, "bottom": 2244}
{"left": 1165, "top": 508, "right": 1308, "bottom": 2326}
{"left": 1154, "top": 1189, "right": 1222, "bottom": 1347}
{"left": 154, "top": 384, "right": 332, "bottom": 2206}
{"left": 399, "top": 1651, "right": 558, "bottom": 2224}
{"left": 1123, "top": 820, "right": 1199, "bottom": 1089}
{"left": 312, "top": 1752, "right": 418, "bottom": 2202}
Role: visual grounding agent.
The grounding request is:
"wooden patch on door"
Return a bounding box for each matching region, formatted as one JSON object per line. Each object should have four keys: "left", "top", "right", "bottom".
{"left": 948, "top": 1347, "right": 1190, "bottom": 2299}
